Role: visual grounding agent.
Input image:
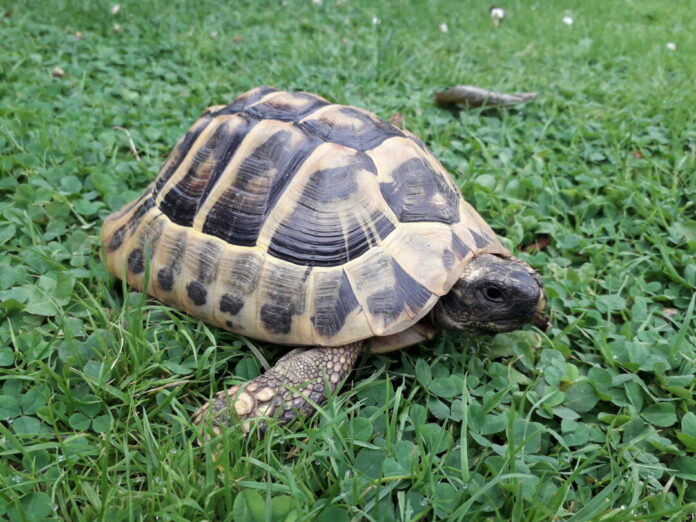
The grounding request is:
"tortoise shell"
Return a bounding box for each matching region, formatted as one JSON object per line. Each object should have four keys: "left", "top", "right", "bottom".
{"left": 101, "top": 87, "right": 509, "bottom": 346}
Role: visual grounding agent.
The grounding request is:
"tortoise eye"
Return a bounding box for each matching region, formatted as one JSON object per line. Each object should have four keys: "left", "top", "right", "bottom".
{"left": 483, "top": 286, "right": 505, "bottom": 302}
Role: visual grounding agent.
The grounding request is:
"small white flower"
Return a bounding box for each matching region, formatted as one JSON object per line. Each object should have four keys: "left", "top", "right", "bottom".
{"left": 439, "top": 22, "right": 448, "bottom": 33}
{"left": 371, "top": 16, "right": 380, "bottom": 25}
{"left": 110, "top": 4, "right": 120, "bottom": 15}
{"left": 113, "top": 23, "right": 122, "bottom": 33}
{"left": 666, "top": 42, "right": 676, "bottom": 51}
{"left": 562, "top": 16, "right": 573, "bottom": 25}
{"left": 312, "top": 0, "right": 321, "bottom": 4}
{"left": 490, "top": 7, "right": 505, "bottom": 20}
{"left": 210, "top": 31, "right": 218, "bottom": 38}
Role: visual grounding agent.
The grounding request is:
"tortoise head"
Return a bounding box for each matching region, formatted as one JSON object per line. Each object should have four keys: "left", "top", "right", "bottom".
{"left": 430, "top": 254, "right": 547, "bottom": 334}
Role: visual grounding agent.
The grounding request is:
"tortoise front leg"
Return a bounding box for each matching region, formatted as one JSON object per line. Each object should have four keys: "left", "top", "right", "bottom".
{"left": 193, "top": 342, "right": 364, "bottom": 430}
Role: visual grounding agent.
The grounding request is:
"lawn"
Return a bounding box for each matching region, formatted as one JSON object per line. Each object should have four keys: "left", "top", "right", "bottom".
{"left": 0, "top": 0, "right": 694, "bottom": 520}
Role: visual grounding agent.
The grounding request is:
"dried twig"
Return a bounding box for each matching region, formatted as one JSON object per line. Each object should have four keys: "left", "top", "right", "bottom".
{"left": 113, "top": 126, "right": 141, "bottom": 161}
{"left": 434, "top": 85, "right": 538, "bottom": 108}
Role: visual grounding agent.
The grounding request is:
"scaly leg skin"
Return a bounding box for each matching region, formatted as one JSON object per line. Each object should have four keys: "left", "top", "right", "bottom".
{"left": 193, "top": 342, "right": 364, "bottom": 433}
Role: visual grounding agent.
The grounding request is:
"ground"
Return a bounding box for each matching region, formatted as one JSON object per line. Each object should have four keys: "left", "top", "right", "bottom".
{"left": 0, "top": 0, "right": 694, "bottom": 520}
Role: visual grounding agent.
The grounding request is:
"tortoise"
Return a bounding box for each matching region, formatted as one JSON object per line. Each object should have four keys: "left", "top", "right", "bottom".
{"left": 101, "top": 86, "right": 547, "bottom": 431}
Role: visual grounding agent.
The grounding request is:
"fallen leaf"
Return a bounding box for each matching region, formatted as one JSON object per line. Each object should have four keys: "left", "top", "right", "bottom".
{"left": 390, "top": 113, "right": 404, "bottom": 128}
{"left": 434, "top": 85, "right": 538, "bottom": 108}
{"left": 522, "top": 235, "right": 550, "bottom": 251}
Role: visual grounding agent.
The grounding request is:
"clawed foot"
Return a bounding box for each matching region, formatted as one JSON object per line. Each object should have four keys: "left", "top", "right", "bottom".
{"left": 193, "top": 343, "right": 363, "bottom": 433}
{"left": 192, "top": 378, "right": 326, "bottom": 433}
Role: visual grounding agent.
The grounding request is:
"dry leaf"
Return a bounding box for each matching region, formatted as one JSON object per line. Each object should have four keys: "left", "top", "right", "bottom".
{"left": 389, "top": 113, "right": 404, "bottom": 128}
{"left": 435, "top": 85, "right": 538, "bottom": 108}
{"left": 522, "top": 235, "right": 550, "bottom": 252}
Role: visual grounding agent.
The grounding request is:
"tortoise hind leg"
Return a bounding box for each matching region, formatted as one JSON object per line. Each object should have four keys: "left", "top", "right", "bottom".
{"left": 193, "top": 342, "right": 364, "bottom": 430}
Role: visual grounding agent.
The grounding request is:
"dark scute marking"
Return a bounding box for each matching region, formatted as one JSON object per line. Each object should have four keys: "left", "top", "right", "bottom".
{"left": 214, "top": 87, "right": 280, "bottom": 115}
{"left": 196, "top": 114, "right": 260, "bottom": 209}
{"left": 351, "top": 150, "right": 378, "bottom": 175}
{"left": 127, "top": 248, "right": 145, "bottom": 274}
{"left": 268, "top": 163, "right": 395, "bottom": 266}
{"left": 380, "top": 157, "right": 460, "bottom": 224}
{"left": 220, "top": 293, "right": 244, "bottom": 315}
{"left": 138, "top": 216, "right": 165, "bottom": 260}
{"left": 297, "top": 107, "right": 403, "bottom": 151}
{"left": 452, "top": 232, "right": 471, "bottom": 258}
{"left": 186, "top": 280, "right": 208, "bottom": 306}
{"left": 107, "top": 225, "right": 126, "bottom": 252}
{"left": 311, "top": 270, "right": 359, "bottom": 337}
{"left": 197, "top": 241, "right": 223, "bottom": 284}
{"left": 442, "top": 248, "right": 454, "bottom": 270}
{"left": 260, "top": 304, "right": 292, "bottom": 335}
{"left": 202, "top": 129, "right": 320, "bottom": 246}
{"left": 159, "top": 122, "right": 230, "bottom": 227}
{"left": 157, "top": 267, "right": 174, "bottom": 291}
{"left": 259, "top": 265, "right": 310, "bottom": 335}
{"left": 468, "top": 228, "right": 490, "bottom": 249}
{"left": 162, "top": 232, "right": 187, "bottom": 282}
{"left": 245, "top": 92, "right": 329, "bottom": 122}
{"left": 126, "top": 195, "right": 155, "bottom": 235}
{"left": 366, "top": 260, "right": 433, "bottom": 324}
{"left": 225, "top": 320, "right": 234, "bottom": 328}
{"left": 264, "top": 135, "right": 323, "bottom": 215}
{"left": 153, "top": 117, "right": 214, "bottom": 198}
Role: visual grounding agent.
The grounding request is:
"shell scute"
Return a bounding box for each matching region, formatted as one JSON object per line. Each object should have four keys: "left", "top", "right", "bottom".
{"left": 245, "top": 90, "right": 330, "bottom": 122}
{"left": 152, "top": 112, "right": 219, "bottom": 199}
{"left": 369, "top": 137, "right": 460, "bottom": 225}
{"left": 212, "top": 249, "right": 264, "bottom": 335}
{"left": 381, "top": 222, "right": 471, "bottom": 295}
{"left": 343, "top": 247, "right": 437, "bottom": 336}
{"left": 310, "top": 269, "right": 361, "bottom": 339}
{"left": 256, "top": 258, "right": 312, "bottom": 342}
{"left": 198, "top": 121, "right": 319, "bottom": 246}
{"left": 157, "top": 114, "right": 259, "bottom": 227}
{"left": 265, "top": 144, "right": 396, "bottom": 267}
{"left": 298, "top": 105, "right": 403, "bottom": 151}
{"left": 213, "top": 86, "right": 280, "bottom": 115}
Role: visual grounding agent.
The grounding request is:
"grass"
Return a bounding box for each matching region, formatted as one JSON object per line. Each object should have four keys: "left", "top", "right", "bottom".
{"left": 0, "top": 0, "right": 694, "bottom": 519}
